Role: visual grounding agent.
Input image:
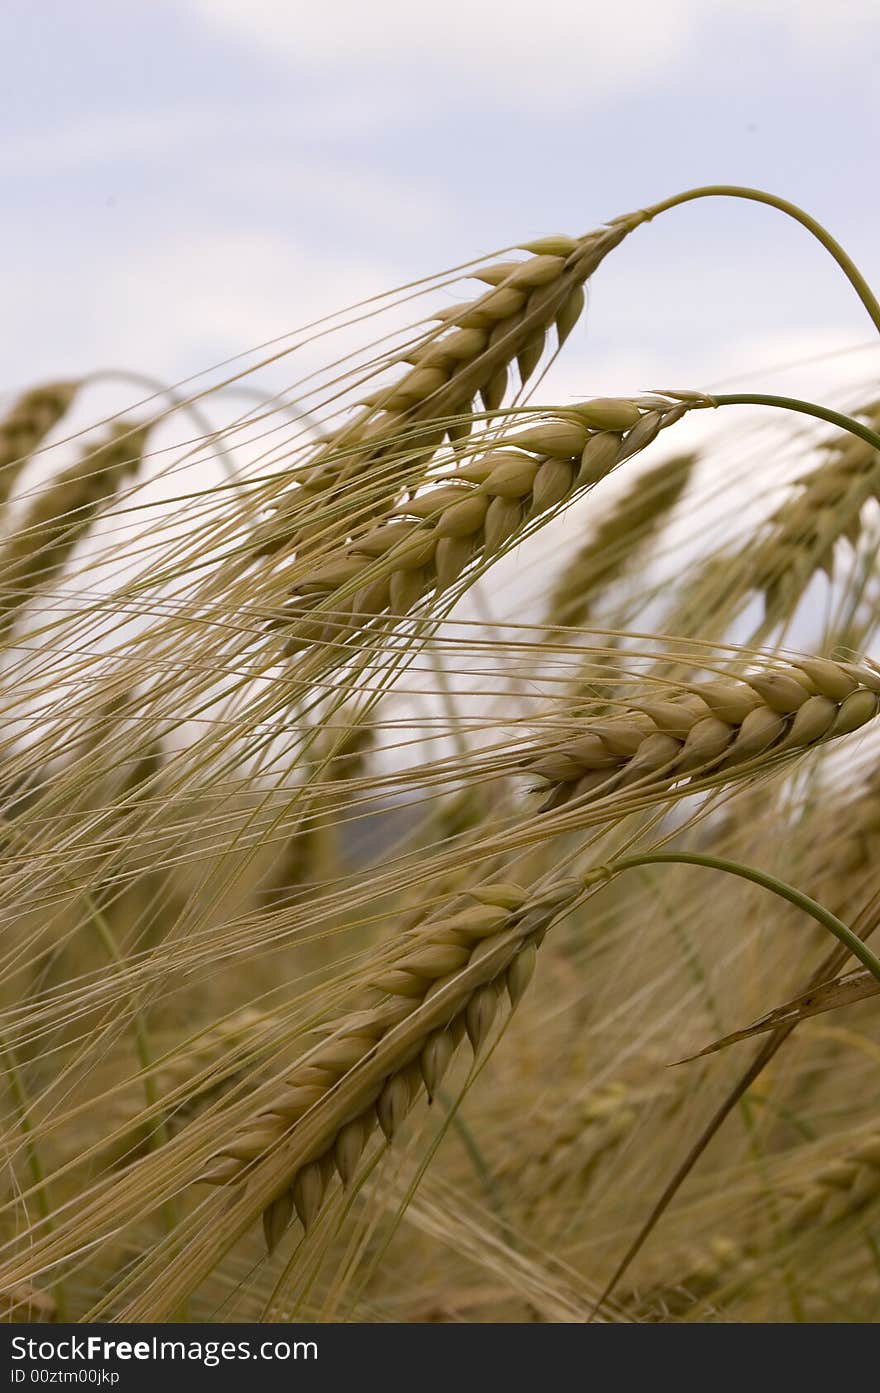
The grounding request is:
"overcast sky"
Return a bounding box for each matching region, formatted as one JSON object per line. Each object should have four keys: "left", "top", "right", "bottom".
{"left": 3, "top": 1, "right": 880, "bottom": 412}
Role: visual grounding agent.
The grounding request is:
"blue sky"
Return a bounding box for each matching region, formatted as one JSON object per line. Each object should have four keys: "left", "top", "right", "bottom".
{"left": 3, "top": 0, "right": 880, "bottom": 407}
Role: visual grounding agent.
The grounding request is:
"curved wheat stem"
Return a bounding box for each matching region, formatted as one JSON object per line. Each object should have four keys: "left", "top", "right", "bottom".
{"left": 626, "top": 185, "right": 880, "bottom": 335}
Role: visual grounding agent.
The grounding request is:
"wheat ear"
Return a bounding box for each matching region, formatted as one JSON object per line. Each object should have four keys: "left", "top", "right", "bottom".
{"left": 752, "top": 399, "right": 880, "bottom": 617}
{"left": 259, "top": 715, "right": 375, "bottom": 903}
{"left": 277, "top": 395, "right": 691, "bottom": 650}
{"left": 630, "top": 1237, "right": 751, "bottom": 1320}
{"left": 546, "top": 451, "right": 696, "bottom": 629}
{"left": 92, "top": 1008, "right": 277, "bottom": 1170}
{"left": 783, "top": 1131, "right": 880, "bottom": 1230}
{"left": 254, "top": 223, "right": 637, "bottom": 556}
{"left": 0, "top": 421, "right": 148, "bottom": 624}
{"left": 823, "top": 767, "right": 880, "bottom": 878}
{"left": 502, "top": 1079, "right": 677, "bottom": 1213}
{"left": 0, "top": 380, "right": 79, "bottom": 507}
{"left": 633, "top": 1131, "right": 880, "bottom": 1318}
{"left": 526, "top": 657, "right": 880, "bottom": 810}
{"left": 200, "top": 876, "right": 584, "bottom": 1252}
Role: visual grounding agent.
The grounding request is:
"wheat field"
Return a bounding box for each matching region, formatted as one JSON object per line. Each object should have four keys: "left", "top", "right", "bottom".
{"left": 2, "top": 187, "right": 880, "bottom": 1325}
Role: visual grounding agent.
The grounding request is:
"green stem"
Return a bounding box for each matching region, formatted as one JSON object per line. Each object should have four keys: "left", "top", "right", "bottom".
{"left": 630, "top": 186, "right": 880, "bottom": 337}
{"left": 601, "top": 852, "right": 880, "bottom": 984}
{"left": 711, "top": 394, "right": 880, "bottom": 453}
{"left": 0, "top": 1037, "right": 69, "bottom": 1320}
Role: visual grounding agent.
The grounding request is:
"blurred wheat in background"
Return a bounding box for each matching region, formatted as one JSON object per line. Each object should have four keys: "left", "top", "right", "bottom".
{"left": 3, "top": 177, "right": 880, "bottom": 1327}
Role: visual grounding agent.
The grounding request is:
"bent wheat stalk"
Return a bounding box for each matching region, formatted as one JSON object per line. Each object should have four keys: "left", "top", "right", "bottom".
{"left": 260, "top": 179, "right": 880, "bottom": 566}
{"left": 622, "top": 185, "right": 880, "bottom": 335}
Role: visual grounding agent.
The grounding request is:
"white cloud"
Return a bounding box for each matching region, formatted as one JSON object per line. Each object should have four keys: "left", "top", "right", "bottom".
{"left": 776, "top": 0, "right": 880, "bottom": 47}
{"left": 189, "top": 0, "right": 700, "bottom": 109}
{"left": 0, "top": 227, "right": 396, "bottom": 388}
{"left": 187, "top": 0, "right": 879, "bottom": 111}
{"left": 0, "top": 112, "right": 220, "bottom": 178}
{"left": 0, "top": 96, "right": 407, "bottom": 179}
